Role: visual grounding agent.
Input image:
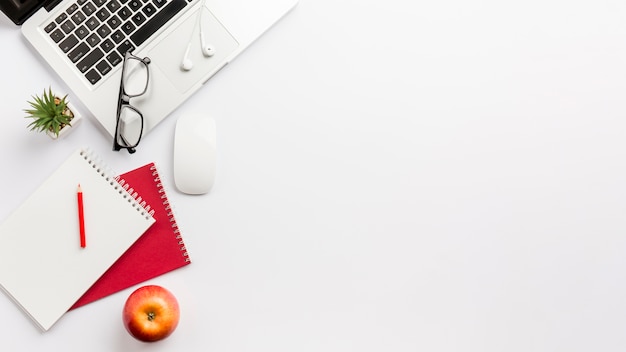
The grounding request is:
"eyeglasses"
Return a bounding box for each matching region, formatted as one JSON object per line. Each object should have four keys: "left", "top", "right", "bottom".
{"left": 113, "top": 51, "right": 151, "bottom": 154}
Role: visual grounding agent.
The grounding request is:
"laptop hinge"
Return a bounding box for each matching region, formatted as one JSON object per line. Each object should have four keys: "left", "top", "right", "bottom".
{"left": 43, "top": 0, "right": 63, "bottom": 12}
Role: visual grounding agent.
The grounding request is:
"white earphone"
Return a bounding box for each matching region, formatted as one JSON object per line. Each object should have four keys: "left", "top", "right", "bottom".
{"left": 200, "top": 30, "right": 215, "bottom": 57}
{"left": 180, "top": 0, "right": 214, "bottom": 71}
{"left": 181, "top": 43, "right": 194, "bottom": 71}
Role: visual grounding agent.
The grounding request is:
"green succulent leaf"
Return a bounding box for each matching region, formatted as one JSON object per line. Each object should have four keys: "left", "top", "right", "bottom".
{"left": 24, "top": 87, "right": 73, "bottom": 137}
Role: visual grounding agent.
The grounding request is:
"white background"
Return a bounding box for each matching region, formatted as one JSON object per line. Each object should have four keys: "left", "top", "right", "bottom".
{"left": 1, "top": 0, "right": 626, "bottom": 350}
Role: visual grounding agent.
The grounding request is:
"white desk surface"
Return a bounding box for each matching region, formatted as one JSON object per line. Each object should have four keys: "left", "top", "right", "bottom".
{"left": 1, "top": 0, "right": 626, "bottom": 350}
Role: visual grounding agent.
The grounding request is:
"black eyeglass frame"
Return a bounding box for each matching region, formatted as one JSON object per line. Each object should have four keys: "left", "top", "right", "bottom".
{"left": 113, "top": 51, "right": 151, "bottom": 154}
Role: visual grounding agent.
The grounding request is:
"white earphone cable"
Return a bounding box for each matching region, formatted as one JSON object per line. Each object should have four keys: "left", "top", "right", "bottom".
{"left": 180, "top": 0, "right": 212, "bottom": 71}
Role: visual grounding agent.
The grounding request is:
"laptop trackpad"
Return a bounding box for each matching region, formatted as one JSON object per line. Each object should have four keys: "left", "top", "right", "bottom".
{"left": 148, "top": 7, "right": 239, "bottom": 94}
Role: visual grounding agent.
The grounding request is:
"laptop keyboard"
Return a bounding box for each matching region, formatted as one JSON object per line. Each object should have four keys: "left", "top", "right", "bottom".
{"left": 44, "top": 0, "right": 192, "bottom": 85}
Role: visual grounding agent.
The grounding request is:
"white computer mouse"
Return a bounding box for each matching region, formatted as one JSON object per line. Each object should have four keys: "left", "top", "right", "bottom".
{"left": 173, "top": 113, "right": 216, "bottom": 194}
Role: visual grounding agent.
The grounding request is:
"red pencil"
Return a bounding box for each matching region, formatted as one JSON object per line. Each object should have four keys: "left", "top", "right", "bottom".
{"left": 77, "top": 184, "right": 86, "bottom": 248}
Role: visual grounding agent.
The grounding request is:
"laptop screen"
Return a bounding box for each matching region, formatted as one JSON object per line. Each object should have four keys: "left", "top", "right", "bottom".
{"left": 0, "top": 0, "right": 46, "bottom": 25}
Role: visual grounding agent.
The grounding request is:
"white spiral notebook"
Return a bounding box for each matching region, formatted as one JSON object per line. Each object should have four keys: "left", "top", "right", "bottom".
{"left": 0, "top": 148, "right": 155, "bottom": 331}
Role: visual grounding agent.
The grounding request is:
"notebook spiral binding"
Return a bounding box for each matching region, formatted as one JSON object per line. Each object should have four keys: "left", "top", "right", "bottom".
{"left": 149, "top": 164, "right": 191, "bottom": 263}
{"left": 79, "top": 148, "right": 154, "bottom": 221}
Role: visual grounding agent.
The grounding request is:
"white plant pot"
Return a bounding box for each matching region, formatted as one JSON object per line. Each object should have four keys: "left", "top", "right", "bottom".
{"left": 45, "top": 101, "right": 82, "bottom": 140}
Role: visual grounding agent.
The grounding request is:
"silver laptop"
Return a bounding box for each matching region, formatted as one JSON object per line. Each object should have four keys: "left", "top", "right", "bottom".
{"left": 3, "top": 0, "right": 297, "bottom": 146}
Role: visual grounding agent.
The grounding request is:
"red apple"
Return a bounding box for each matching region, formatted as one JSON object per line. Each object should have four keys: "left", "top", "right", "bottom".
{"left": 122, "top": 285, "right": 180, "bottom": 342}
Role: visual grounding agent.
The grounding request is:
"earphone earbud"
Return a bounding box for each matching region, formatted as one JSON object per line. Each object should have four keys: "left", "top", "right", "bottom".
{"left": 180, "top": 43, "right": 194, "bottom": 71}
{"left": 202, "top": 45, "right": 215, "bottom": 57}
{"left": 179, "top": 0, "right": 215, "bottom": 71}
{"left": 181, "top": 58, "right": 193, "bottom": 71}
{"left": 200, "top": 31, "right": 215, "bottom": 57}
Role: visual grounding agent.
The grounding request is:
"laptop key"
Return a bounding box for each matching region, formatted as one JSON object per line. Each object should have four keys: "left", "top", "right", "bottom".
{"left": 118, "top": 6, "right": 132, "bottom": 20}
{"left": 85, "top": 69, "right": 101, "bottom": 85}
{"left": 60, "top": 19, "right": 76, "bottom": 34}
{"left": 107, "top": 15, "right": 122, "bottom": 29}
{"left": 111, "top": 30, "right": 125, "bottom": 43}
{"left": 128, "top": 0, "right": 142, "bottom": 11}
{"left": 100, "top": 39, "right": 115, "bottom": 52}
{"left": 96, "top": 24, "right": 112, "bottom": 38}
{"left": 55, "top": 13, "right": 68, "bottom": 24}
{"left": 96, "top": 60, "right": 112, "bottom": 75}
{"left": 85, "top": 17, "right": 99, "bottom": 30}
{"left": 86, "top": 33, "right": 101, "bottom": 47}
{"left": 68, "top": 42, "right": 90, "bottom": 62}
{"left": 67, "top": 3, "right": 79, "bottom": 14}
{"left": 75, "top": 25, "right": 89, "bottom": 39}
{"left": 142, "top": 4, "right": 156, "bottom": 17}
{"left": 95, "top": 8, "right": 110, "bottom": 21}
{"left": 130, "top": 0, "right": 186, "bottom": 46}
{"left": 107, "top": 51, "right": 123, "bottom": 66}
{"left": 131, "top": 13, "right": 146, "bottom": 26}
{"left": 121, "top": 21, "right": 135, "bottom": 35}
{"left": 152, "top": 0, "right": 166, "bottom": 8}
{"left": 82, "top": 2, "right": 96, "bottom": 16}
{"left": 49, "top": 29, "right": 65, "bottom": 43}
{"left": 59, "top": 34, "right": 79, "bottom": 53}
{"left": 93, "top": 0, "right": 107, "bottom": 7}
{"left": 117, "top": 39, "right": 135, "bottom": 56}
{"left": 106, "top": 0, "right": 121, "bottom": 13}
{"left": 71, "top": 10, "right": 86, "bottom": 25}
{"left": 77, "top": 47, "right": 104, "bottom": 72}
{"left": 44, "top": 22, "right": 56, "bottom": 33}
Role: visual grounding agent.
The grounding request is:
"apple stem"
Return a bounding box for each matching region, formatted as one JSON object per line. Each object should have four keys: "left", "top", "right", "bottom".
{"left": 148, "top": 312, "right": 156, "bottom": 321}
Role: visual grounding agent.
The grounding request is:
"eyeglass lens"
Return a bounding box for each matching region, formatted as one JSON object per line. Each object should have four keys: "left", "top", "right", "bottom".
{"left": 116, "top": 105, "right": 143, "bottom": 148}
{"left": 122, "top": 57, "right": 149, "bottom": 97}
{"left": 116, "top": 54, "right": 149, "bottom": 150}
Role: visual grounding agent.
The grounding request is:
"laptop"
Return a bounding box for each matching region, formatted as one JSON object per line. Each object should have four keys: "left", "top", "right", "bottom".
{"left": 2, "top": 0, "right": 297, "bottom": 142}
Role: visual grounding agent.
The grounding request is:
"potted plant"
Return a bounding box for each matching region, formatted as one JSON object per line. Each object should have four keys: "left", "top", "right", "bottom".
{"left": 24, "top": 88, "right": 82, "bottom": 139}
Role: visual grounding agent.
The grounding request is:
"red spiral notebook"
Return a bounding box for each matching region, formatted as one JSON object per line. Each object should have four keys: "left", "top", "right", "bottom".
{"left": 71, "top": 163, "right": 191, "bottom": 309}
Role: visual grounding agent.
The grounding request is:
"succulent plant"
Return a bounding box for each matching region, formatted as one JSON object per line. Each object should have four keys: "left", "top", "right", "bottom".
{"left": 24, "top": 88, "right": 74, "bottom": 138}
